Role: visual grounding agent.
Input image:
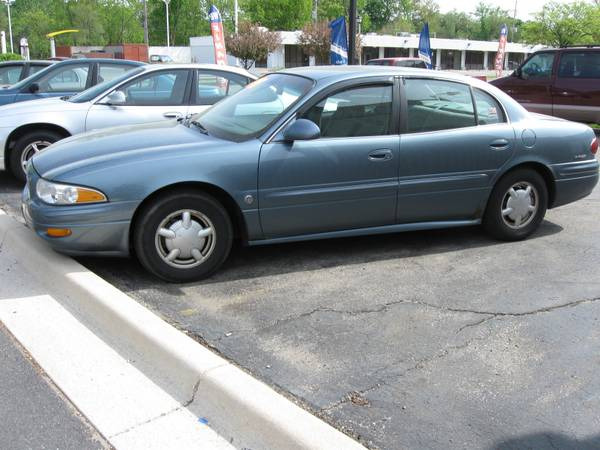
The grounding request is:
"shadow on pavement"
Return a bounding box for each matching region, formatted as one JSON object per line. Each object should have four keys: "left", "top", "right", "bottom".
{"left": 493, "top": 432, "right": 600, "bottom": 450}
{"left": 79, "top": 219, "right": 563, "bottom": 294}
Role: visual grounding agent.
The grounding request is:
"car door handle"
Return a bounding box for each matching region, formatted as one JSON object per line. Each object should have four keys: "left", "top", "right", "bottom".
{"left": 368, "top": 149, "right": 393, "bottom": 161}
{"left": 163, "top": 112, "right": 183, "bottom": 119}
{"left": 489, "top": 139, "right": 510, "bottom": 150}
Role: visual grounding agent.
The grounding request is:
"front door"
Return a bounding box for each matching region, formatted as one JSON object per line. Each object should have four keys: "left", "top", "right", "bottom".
{"left": 259, "top": 83, "right": 399, "bottom": 238}
{"left": 502, "top": 52, "right": 556, "bottom": 115}
{"left": 398, "top": 78, "right": 515, "bottom": 223}
{"left": 85, "top": 69, "right": 191, "bottom": 131}
{"left": 16, "top": 62, "right": 93, "bottom": 103}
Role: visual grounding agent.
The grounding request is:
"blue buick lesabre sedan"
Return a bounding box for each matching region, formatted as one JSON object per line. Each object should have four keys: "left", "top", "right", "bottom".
{"left": 22, "top": 66, "right": 600, "bottom": 282}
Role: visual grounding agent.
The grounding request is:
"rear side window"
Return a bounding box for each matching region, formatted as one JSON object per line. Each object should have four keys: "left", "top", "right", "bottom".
{"left": 28, "top": 64, "right": 49, "bottom": 76}
{"left": 194, "top": 71, "right": 248, "bottom": 105}
{"left": 405, "top": 78, "right": 475, "bottom": 133}
{"left": 473, "top": 88, "right": 505, "bottom": 125}
{"left": 558, "top": 52, "right": 600, "bottom": 78}
{"left": 302, "top": 85, "right": 393, "bottom": 138}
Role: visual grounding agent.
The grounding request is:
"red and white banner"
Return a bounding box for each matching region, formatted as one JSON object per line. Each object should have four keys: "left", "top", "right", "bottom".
{"left": 494, "top": 24, "right": 508, "bottom": 78}
{"left": 209, "top": 5, "right": 227, "bottom": 66}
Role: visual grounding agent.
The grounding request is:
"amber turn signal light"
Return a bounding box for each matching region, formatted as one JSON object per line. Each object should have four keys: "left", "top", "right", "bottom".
{"left": 46, "top": 228, "right": 72, "bottom": 238}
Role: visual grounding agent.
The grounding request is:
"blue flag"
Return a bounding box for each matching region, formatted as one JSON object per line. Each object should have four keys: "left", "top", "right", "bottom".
{"left": 329, "top": 17, "right": 348, "bottom": 65}
{"left": 418, "top": 23, "right": 433, "bottom": 69}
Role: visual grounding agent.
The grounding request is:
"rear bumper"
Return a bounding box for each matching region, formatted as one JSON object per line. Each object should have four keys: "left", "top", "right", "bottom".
{"left": 551, "top": 159, "right": 599, "bottom": 208}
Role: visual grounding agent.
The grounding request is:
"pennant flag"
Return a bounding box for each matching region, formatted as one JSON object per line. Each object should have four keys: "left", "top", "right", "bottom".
{"left": 329, "top": 17, "right": 348, "bottom": 65}
{"left": 494, "top": 24, "right": 508, "bottom": 78}
{"left": 418, "top": 23, "right": 433, "bottom": 69}
{"left": 209, "top": 5, "right": 227, "bottom": 66}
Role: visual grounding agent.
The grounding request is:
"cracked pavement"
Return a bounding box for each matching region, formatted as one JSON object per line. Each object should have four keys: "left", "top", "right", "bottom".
{"left": 2, "top": 170, "right": 600, "bottom": 449}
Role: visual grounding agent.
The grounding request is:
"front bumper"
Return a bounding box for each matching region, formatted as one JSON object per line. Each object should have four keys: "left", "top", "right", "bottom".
{"left": 551, "top": 159, "right": 599, "bottom": 208}
{"left": 22, "top": 168, "right": 139, "bottom": 257}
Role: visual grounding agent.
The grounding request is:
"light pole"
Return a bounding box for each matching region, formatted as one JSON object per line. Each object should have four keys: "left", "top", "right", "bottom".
{"left": 162, "top": 0, "right": 171, "bottom": 47}
{"left": 3, "top": 0, "right": 14, "bottom": 54}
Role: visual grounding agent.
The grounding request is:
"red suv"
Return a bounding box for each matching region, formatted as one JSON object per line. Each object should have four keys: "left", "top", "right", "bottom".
{"left": 490, "top": 47, "right": 600, "bottom": 123}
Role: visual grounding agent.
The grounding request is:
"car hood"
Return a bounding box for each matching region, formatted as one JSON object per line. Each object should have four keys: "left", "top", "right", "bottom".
{"left": 32, "top": 120, "right": 228, "bottom": 180}
{"left": 0, "top": 96, "right": 87, "bottom": 118}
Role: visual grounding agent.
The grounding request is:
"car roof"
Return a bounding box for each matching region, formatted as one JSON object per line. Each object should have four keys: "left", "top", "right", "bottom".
{"left": 53, "top": 58, "right": 144, "bottom": 66}
{"left": 279, "top": 65, "right": 478, "bottom": 84}
{"left": 0, "top": 60, "right": 54, "bottom": 66}
{"left": 138, "top": 63, "right": 257, "bottom": 79}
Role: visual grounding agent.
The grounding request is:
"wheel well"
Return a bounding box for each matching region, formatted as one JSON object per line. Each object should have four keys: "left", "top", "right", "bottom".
{"left": 5, "top": 123, "right": 71, "bottom": 162}
{"left": 498, "top": 162, "right": 556, "bottom": 207}
{"left": 129, "top": 182, "right": 248, "bottom": 253}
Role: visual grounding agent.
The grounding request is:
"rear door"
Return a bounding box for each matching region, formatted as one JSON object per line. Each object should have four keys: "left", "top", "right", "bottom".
{"left": 501, "top": 52, "right": 556, "bottom": 115}
{"left": 258, "top": 79, "right": 400, "bottom": 237}
{"left": 188, "top": 69, "right": 250, "bottom": 116}
{"left": 85, "top": 68, "right": 191, "bottom": 131}
{"left": 552, "top": 50, "right": 600, "bottom": 122}
{"left": 398, "top": 77, "right": 515, "bottom": 223}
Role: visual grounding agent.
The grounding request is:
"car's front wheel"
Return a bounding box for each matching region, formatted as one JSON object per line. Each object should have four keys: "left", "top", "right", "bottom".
{"left": 133, "top": 191, "right": 233, "bottom": 282}
{"left": 483, "top": 168, "right": 548, "bottom": 241}
{"left": 9, "top": 130, "right": 64, "bottom": 182}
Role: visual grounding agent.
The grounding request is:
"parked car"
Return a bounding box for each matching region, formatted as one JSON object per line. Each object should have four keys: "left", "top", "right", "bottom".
{"left": 0, "top": 60, "right": 55, "bottom": 88}
{"left": 0, "top": 64, "right": 254, "bottom": 180}
{"left": 23, "top": 66, "right": 599, "bottom": 282}
{"left": 0, "top": 58, "right": 144, "bottom": 108}
{"left": 490, "top": 46, "right": 600, "bottom": 123}
{"left": 149, "top": 55, "right": 174, "bottom": 64}
{"left": 366, "top": 57, "right": 428, "bottom": 68}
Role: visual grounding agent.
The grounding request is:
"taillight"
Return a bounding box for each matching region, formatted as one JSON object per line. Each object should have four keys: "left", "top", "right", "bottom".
{"left": 591, "top": 137, "right": 598, "bottom": 155}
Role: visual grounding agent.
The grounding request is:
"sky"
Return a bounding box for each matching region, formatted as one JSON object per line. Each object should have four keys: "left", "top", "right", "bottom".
{"left": 437, "top": 0, "right": 595, "bottom": 21}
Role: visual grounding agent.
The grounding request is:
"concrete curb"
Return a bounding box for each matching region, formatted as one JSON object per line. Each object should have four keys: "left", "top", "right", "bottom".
{"left": 0, "top": 212, "right": 365, "bottom": 450}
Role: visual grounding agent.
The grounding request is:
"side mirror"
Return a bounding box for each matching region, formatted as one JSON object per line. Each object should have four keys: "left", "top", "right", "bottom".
{"left": 28, "top": 82, "right": 40, "bottom": 93}
{"left": 283, "top": 119, "right": 320, "bottom": 142}
{"left": 102, "top": 90, "right": 126, "bottom": 105}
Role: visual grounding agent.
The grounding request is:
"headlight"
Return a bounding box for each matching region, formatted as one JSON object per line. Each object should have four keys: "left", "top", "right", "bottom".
{"left": 36, "top": 179, "right": 107, "bottom": 205}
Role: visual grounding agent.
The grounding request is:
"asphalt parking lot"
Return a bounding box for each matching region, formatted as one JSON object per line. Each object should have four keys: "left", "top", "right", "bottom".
{"left": 2, "top": 169, "right": 600, "bottom": 450}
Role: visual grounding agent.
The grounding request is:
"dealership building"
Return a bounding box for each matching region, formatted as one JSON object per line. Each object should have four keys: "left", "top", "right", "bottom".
{"left": 191, "top": 32, "right": 545, "bottom": 71}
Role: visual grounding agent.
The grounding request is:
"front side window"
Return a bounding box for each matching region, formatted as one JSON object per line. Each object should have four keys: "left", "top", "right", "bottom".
{"left": 194, "top": 71, "right": 248, "bottom": 105}
{"left": 115, "top": 69, "right": 189, "bottom": 106}
{"left": 558, "top": 52, "right": 600, "bottom": 78}
{"left": 0, "top": 65, "right": 22, "bottom": 85}
{"left": 28, "top": 64, "right": 49, "bottom": 76}
{"left": 473, "top": 89, "right": 505, "bottom": 125}
{"left": 521, "top": 53, "right": 555, "bottom": 80}
{"left": 405, "top": 78, "right": 475, "bottom": 133}
{"left": 193, "top": 73, "right": 313, "bottom": 142}
{"left": 302, "top": 85, "right": 393, "bottom": 138}
{"left": 36, "top": 64, "right": 91, "bottom": 93}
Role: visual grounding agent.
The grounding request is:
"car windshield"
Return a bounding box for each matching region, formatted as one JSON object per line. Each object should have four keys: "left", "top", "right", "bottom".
{"left": 192, "top": 73, "right": 314, "bottom": 142}
{"left": 68, "top": 67, "right": 145, "bottom": 103}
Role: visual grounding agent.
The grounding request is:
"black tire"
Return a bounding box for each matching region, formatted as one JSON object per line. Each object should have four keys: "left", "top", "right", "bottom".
{"left": 9, "top": 130, "right": 64, "bottom": 182}
{"left": 483, "top": 168, "right": 548, "bottom": 241}
{"left": 133, "top": 190, "right": 233, "bottom": 282}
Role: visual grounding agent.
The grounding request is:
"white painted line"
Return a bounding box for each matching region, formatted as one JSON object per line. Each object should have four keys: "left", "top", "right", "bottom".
{"left": 0, "top": 295, "right": 233, "bottom": 450}
{"left": 0, "top": 213, "right": 365, "bottom": 449}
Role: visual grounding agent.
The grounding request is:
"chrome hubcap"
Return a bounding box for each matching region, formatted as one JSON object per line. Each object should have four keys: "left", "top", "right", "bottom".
{"left": 155, "top": 210, "right": 215, "bottom": 269}
{"left": 501, "top": 182, "right": 538, "bottom": 229}
{"left": 21, "top": 140, "right": 52, "bottom": 171}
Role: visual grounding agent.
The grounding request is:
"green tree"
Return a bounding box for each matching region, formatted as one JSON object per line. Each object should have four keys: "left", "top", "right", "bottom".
{"left": 522, "top": 1, "right": 596, "bottom": 47}
{"left": 226, "top": 21, "right": 281, "bottom": 68}
{"left": 242, "top": 0, "right": 312, "bottom": 30}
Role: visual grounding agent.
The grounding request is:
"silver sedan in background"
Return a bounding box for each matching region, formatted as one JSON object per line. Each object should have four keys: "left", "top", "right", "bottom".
{"left": 0, "top": 64, "right": 256, "bottom": 180}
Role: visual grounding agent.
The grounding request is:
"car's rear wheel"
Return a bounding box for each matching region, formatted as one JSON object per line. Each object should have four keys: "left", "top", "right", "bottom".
{"left": 9, "top": 130, "right": 64, "bottom": 182}
{"left": 483, "top": 168, "right": 548, "bottom": 241}
{"left": 133, "top": 191, "right": 233, "bottom": 282}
